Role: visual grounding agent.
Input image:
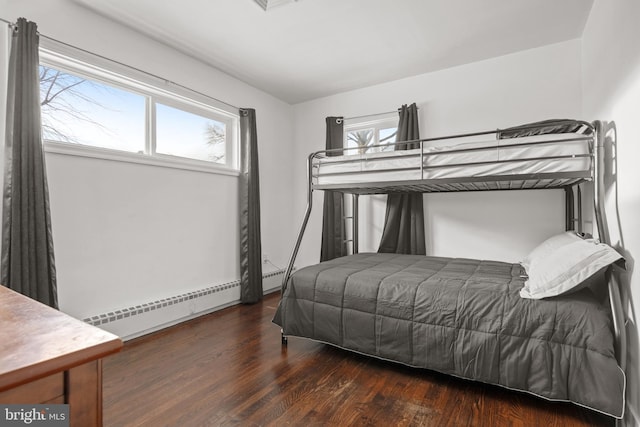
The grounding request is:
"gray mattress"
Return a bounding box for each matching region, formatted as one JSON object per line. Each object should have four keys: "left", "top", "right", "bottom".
{"left": 272, "top": 253, "right": 625, "bottom": 418}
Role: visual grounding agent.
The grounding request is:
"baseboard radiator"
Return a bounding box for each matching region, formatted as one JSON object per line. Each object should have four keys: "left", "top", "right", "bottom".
{"left": 83, "top": 269, "right": 284, "bottom": 341}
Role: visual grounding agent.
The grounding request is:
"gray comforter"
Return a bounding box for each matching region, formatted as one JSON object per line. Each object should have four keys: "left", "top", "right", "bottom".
{"left": 273, "top": 253, "right": 625, "bottom": 418}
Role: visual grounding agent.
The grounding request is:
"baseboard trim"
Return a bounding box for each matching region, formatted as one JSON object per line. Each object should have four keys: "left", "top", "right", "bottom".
{"left": 82, "top": 269, "right": 284, "bottom": 341}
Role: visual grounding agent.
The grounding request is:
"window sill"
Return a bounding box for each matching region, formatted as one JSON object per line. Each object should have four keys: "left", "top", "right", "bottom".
{"left": 43, "top": 142, "right": 240, "bottom": 176}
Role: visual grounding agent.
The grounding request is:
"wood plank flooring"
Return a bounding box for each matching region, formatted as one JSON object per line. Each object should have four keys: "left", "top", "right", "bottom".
{"left": 102, "top": 292, "right": 613, "bottom": 426}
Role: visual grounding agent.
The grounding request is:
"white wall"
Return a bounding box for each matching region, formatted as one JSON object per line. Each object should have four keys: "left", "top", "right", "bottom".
{"left": 292, "top": 40, "right": 582, "bottom": 269}
{"left": 0, "top": 0, "right": 294, "bottom": 323}
{"left": 582, "top": 1, "right": 640, "bottom": 424}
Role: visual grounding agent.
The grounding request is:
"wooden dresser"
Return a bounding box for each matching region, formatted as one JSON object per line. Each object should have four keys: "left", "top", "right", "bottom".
{"left": 0, "top": 285, "right": 123, "bottom": 426}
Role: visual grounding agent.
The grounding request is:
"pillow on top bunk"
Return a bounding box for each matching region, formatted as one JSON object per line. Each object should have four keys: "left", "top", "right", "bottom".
{"left": 499, "top": 119, "right": 592, "bottom": 139}
{"left": 520, "top": 232, "right": 622, "bottom": 299}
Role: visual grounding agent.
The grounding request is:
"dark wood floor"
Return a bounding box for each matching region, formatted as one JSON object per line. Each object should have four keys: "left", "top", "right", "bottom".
{"left": 102, "top": 292, "right": 613, "bottom": 427}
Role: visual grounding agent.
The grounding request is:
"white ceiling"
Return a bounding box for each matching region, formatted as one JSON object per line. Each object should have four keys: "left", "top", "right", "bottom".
{"left": 73, "top": 0, "right": 594, "bottom": 104}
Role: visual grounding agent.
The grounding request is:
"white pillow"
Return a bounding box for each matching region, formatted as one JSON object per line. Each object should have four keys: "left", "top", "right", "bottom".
{"left": 520, "top": 235, "right": 622, "bottom": 299}
{"left": 520, "top": 231, "right": 583, "bottom": 271}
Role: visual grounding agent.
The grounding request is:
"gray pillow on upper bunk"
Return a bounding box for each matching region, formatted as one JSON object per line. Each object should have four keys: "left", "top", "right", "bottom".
{"left": 519, "top": 231, "right": 622, "bottom": 299}
{"left": 500, "top": 119, "right": 592, "bottom": 139}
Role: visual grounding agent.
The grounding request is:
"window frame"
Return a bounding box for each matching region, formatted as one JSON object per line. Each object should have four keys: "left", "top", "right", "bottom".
{"left": 39, "top": 40, "right": 239, "bottom": 175}
{"left": 343, "top": 113, "right": 398, "bottom": 155}
{"left": 342, "top": 112, "right": 399, "bottom": 254}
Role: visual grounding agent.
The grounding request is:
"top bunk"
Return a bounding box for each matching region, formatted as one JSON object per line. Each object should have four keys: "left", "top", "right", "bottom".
{"left": 311, "top": 119, "right": 595, "bottom": 194}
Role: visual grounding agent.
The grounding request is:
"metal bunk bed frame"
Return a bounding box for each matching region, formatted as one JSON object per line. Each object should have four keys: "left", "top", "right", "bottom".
{"left": 280, "top": 119, "right": 627, "bottom": 418}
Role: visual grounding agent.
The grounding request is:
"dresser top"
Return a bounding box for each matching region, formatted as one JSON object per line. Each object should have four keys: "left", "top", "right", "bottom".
{"left": 0, "top": 286, "right": 123, "bottom": 391}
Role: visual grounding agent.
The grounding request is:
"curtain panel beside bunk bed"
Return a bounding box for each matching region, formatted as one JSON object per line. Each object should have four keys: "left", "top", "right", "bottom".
{"left": 378, "top": 103, "right": 426, "bottom": 255}
{"left": 239, "top": 108, "right": 263, "bottom": 304}
{"left": 320, "top": 117, "right": 347, "bottom": 262}
{"left": 1, "top": 18, "right": 58, "bottom": 308}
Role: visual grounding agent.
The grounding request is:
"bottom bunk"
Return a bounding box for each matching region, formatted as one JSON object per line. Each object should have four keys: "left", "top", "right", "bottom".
{"left": 272, "top": 252, "right": 625, "bottom": 419}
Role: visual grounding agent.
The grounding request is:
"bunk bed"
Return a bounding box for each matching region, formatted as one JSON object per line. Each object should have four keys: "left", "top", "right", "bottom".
{"left": 272, "top": 119, "right": 626, "bottom": 420}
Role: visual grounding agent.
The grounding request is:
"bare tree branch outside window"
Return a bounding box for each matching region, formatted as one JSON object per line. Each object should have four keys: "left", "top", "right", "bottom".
{"left": 205, "top": 122, "right": 226, "bottom": 163}
{"left": 347, "top": 128, "right": 397, "bottom": 154}
{"left": 347, "top": 129, "right": 373, "bottom": 154}
{"left": 39, "top": 66, "right": 114, "bottom": 143}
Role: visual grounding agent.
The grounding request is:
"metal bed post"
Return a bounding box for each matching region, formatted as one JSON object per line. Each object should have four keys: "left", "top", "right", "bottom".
{"left": 352, "top": 194, "right": 359, "bottom": 254}
{"left": 565, "top": 185, "right": 583, "bottom": 233}
{"left": 564, "top": 186, "right": 575, "bottom": 231}
{"left": 420, "top": 140, "right": 424, "bottom": 180}
{"left": 594, "top": 121, "right": 612, "bottom": 245}
{"left": 577, "top": 185, "right": 583, "bottom": 234}
{"left": 593, "top": 121, "right": 627, "bottom": 424}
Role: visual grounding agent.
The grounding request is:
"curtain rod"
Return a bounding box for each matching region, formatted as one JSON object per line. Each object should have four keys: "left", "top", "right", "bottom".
{"left": 344, "top": 107, "right": 419, "bottom": 122}
{"left": 0, "top": 17, "right": 241, "bottom": 111}
{"left": 0, "top": 16, "right": 14, "bottom": 30}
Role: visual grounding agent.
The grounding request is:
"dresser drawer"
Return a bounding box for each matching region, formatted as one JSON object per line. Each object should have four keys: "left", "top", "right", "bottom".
{"left": 0, "top": 372, "right": 64, "bottom": 404}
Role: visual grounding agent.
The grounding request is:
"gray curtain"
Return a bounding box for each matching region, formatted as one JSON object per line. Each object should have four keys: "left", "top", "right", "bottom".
{"left": 564, "top": 186, "right": 575, "bottom": 231}
{"left": 378, "top": 103, "right": 426, "bottom": 255}
{"left": 1, "top": 18, "right": 58, "bottom": 308}
{"left": 320, "top": 117, "right": 347, "bottom": 262}
{"left": 239, "top": 108, "right": 263, "bottom": 304}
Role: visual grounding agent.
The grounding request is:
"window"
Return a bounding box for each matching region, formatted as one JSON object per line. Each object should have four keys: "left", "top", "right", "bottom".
{"left": 342, "top": 114, "right": 399, "bottom": 253}
{"left": 344, "top": 115, "right": 397, "bottom": 154}
{"left": 155, "top": 102, "right": 227, "bottom": 163}
{"left": 39, "top": 46, "right": 238, "bottom": 173}
{"left": 40, "top": 66, "right": 147, "bottom": 153}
